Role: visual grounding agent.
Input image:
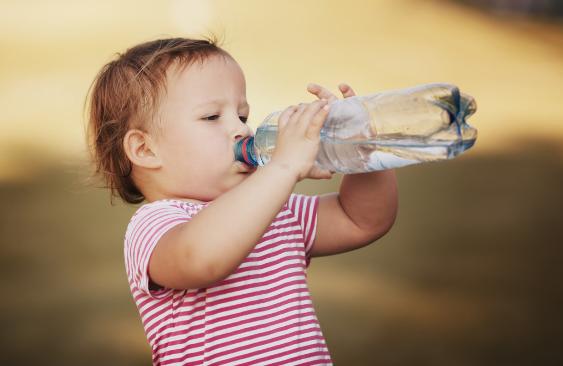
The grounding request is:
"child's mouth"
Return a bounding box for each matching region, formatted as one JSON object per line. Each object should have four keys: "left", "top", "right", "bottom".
{"left": 236, "top": 161, "right": 257, "bottom": 173}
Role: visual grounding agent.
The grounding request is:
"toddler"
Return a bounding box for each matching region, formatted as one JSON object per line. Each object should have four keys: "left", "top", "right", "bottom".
{"left": 87, "top": 36, "right": 398, "bottom": 366}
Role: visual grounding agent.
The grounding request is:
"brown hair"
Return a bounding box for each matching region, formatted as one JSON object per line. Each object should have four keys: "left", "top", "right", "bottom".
{"left": 85, "top": 35, "right": 231, "bottom": 205}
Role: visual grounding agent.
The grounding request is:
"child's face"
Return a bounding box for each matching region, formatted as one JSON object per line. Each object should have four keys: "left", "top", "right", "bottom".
{"left": 153, "top": 55, "right": 255, "bottom": 202}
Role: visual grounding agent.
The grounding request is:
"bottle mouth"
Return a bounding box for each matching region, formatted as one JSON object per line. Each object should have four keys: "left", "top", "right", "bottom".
{"left": 234, "top": 136, "right": 258, "bottom": 167}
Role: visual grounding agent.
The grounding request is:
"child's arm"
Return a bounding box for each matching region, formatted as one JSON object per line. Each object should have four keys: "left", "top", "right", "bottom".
{"left": 149, "top": 100, "right": 332, "bottom": 290}
{"left": 312, "top": 171, "right": 398, "bottom": 256}
{"left": 306, "top": 83, "right": 399, "bottom": 256}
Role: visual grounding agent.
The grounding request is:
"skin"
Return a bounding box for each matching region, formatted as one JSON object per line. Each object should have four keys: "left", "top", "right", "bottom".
{"left": 125, "top": 55, "right": 257, "bottom": 204}
{"left": 123, "top": 54, "right": 398, "bottom": 289}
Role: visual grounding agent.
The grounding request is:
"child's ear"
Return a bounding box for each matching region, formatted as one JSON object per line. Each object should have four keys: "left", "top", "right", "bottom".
{"left": 123, "top": 129, "right": 162, "bottom": 169}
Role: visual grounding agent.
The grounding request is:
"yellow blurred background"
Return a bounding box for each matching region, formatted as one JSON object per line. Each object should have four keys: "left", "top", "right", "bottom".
{"left": 1, "top": 0, "right": 562, "bottom": 365}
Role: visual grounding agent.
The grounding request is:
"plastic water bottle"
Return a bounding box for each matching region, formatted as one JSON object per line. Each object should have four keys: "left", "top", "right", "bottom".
{"left": 234, "top": 83, "right": 477, "bottom": 173}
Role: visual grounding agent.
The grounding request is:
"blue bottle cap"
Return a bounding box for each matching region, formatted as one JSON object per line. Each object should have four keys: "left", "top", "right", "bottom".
{"left": 234, "top": 136, "right": 258, "bottom": 167}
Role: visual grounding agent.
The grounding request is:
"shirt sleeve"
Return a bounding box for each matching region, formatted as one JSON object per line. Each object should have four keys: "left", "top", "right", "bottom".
{"left": 287, "top": 193, "right": 320, "bottom": 268}
{"left": 124, "top": 201, "right": 189, "bottom": 299}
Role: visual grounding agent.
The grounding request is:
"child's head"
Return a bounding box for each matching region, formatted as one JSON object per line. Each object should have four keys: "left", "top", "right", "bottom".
{"left": 87, "top": 36, "right": 254, "bottom": 204}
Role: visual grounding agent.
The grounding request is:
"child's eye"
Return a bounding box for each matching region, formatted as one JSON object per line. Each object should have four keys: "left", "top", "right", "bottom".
{"left": 202, "top": 115, "right": 248, "bottom": 123}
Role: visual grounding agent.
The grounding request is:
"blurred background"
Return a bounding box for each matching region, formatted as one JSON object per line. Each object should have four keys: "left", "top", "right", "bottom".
{"left": 1, "top": 0, "right": 562, "bottom": 365}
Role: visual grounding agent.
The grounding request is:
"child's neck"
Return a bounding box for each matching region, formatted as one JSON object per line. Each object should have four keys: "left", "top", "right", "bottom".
{"left": 146, "top": 193, "right": 209, "bottom": 205}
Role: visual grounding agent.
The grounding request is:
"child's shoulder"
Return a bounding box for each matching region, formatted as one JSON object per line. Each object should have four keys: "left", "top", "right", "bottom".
{"left": 128, "top": 199, "right": 208, "bottom": 229}
{"left": 127, "top": 193, "right": 314, "bottom": 230}
{"left": 124, "top": 199, "right": 207, "bottom": 246}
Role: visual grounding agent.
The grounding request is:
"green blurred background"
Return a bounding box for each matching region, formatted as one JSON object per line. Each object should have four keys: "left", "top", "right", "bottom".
{"left": 1, "top": 0, "right": 562, "bottom": 365}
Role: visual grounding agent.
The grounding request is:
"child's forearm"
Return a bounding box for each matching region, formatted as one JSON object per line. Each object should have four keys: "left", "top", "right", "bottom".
{"left": 339, "top": 170, "right": 398, "bottom": 238}
{"left": 181, "top": 163, "right": 298, "bottom": 282}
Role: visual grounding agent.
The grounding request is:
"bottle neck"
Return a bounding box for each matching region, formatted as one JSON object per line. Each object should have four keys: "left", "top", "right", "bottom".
{"left": 234, "top": 136, "right": 258, "bottom": 167}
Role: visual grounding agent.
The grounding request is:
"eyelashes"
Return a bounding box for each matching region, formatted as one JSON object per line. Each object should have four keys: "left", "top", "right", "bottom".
{"left": 203, "top": 115, "right": 248, "bottom": 123}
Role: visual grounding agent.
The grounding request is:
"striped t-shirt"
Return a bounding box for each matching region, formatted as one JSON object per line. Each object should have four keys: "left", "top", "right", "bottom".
{"left": 124, "top": 193, "right": 333, "bottom": 366}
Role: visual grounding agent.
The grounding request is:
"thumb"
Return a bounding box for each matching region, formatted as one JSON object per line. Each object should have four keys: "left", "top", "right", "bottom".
{"left": 308, "top": 165, "right": 334, "bottom": 180}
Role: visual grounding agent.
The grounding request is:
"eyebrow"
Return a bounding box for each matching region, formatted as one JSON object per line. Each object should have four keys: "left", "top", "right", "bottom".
{"left": 196, "top": 99, "right": 250, "bottom": 109}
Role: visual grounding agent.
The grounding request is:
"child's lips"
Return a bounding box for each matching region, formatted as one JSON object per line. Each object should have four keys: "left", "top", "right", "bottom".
{"left": 236, "top": 161, "right": 257, "bottom": 173}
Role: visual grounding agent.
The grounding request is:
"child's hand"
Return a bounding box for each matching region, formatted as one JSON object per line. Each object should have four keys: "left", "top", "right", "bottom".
{"left": 269, "top": 82, "right": 357, "bottom": 182}
{"left": 270, "top": 100, "right": 333, "bottom": 182}
{"left": 307, "top": 82, "right": 357, "bottom": 102}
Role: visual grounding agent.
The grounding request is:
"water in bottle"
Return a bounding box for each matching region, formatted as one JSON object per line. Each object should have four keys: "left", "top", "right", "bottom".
{"left": 234, "top": 83, "right": 477, "bottom": 174}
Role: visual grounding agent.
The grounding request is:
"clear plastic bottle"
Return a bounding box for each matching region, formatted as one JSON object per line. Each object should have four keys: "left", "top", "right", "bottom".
{"left": 234, "top": 83, "right": 477, "bottom": 173}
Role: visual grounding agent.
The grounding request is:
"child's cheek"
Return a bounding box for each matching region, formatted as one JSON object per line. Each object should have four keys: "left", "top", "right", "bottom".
{"left": 215, "top": 136, "right": 234, "bottom": 158}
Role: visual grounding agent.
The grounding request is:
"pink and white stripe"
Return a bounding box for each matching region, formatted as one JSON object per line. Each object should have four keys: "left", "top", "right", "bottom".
{"left": 124, "top": 193, "right": 332, "bottom": 365}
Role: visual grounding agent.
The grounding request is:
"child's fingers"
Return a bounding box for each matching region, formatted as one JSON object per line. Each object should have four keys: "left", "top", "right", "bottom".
{"left": 338, "top": 83, "right": 357, "bottom": 98}
{"left": 304, "top": 101, "right": 330, "bottom": 140}
{"left": 287, "top": 102, "right": 309, "bottom": 126}
{"left": 278, "top": 105, "right": 299, "bottom": 130}
{"left": 307, "top": 83, "right": 338, "bottom": 103}
{"left": 298, "top": 100, "right": 328, "bottom": 129}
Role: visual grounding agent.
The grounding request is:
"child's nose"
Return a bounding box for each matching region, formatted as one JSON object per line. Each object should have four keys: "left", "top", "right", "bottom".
{"left": 231, "top": 118, "right": 252, "bottom": 140}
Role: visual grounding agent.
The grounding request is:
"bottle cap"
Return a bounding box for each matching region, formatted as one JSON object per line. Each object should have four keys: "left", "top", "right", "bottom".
{"left": 234, "top": 136, "right": 258, "bottom": 167}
